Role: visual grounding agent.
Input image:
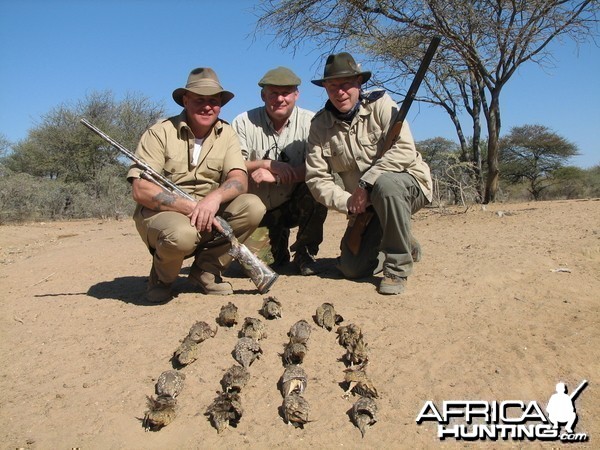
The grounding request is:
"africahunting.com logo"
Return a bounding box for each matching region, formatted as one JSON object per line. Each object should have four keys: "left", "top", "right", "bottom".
{"left": 416, "top": 380, "right": 589, "bottom": 442}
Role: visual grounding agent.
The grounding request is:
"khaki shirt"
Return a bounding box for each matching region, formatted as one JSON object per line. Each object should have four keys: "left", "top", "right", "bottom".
{"left": 232, "top": 106, "right": 314, "bottom": 210}
{"left": 126, "top": 112, "right": 247, "bottom": 200}
{"left": 306, "top": 91, "right": 432, "bottom": 214}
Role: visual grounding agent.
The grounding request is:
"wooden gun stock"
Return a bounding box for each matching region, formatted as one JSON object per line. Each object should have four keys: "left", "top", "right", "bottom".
{"left": 346, "top": 36, "right": 441, "bottom": 255}
{"left": 346, "top": 210, "right": 375, "bottom": 256}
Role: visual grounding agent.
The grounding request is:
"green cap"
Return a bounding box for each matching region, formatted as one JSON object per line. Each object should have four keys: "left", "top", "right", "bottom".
{"left": 258, "top": 67, "right": 301, "bottom": 87}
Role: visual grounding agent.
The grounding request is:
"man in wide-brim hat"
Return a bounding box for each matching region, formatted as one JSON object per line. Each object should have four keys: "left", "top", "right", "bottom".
{"left": 232, "top": 66, "right": 327, "bottom": 276}
{"left": 127, "top": 67, "right": 265, "bottom": 303}
{"left": 306, "top": 52, "right": 433, "bottom": 295}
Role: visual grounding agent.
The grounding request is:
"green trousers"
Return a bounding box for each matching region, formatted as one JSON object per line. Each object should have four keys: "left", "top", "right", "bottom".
{"left": 246, "top": 183, "right": 328, "bottom": 266}
{"left": 338, "top": 172, "right": 428, "bottom": 279}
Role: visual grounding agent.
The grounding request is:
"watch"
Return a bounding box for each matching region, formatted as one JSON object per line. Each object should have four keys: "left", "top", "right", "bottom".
{"left": 358, "top": 179, "right": 372, "bottom": 192}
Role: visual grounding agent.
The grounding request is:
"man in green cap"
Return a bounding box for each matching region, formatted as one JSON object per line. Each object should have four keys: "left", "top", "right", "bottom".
{"left": 232, "top": 66, "right": 327, "bottom": 275}
{"left": 307, "top": 53, "right": 432, "bottom": 295}
{"left": 128, "top": 67, "right": 265, "bottom": 303}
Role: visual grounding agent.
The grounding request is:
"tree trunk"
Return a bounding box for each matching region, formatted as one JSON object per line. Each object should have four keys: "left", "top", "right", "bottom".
{"left": 484, "top": 92, "right": 502, "bottom": 203}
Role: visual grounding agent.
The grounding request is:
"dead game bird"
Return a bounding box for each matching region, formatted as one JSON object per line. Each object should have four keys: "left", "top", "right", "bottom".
{"left": 351, "top": 396, "right": 378, "bottom": 438}
{"left": 173, "top": 338, "right": 200, "bottom": 366}
{"left": 315, "top": 302, "right": 343, "bottom": 331}
{"left": 241, "top": 317, "right": 267, "bottom": 341}
{"left": 143, "top": 395, "right": 178, "bottom": 431}
{"left": 282, "top": 392, "right": 310, "bottom": 428}
{"left": 220, "top": 365, "right": 251, "bottom": 393}
{"left": 281, "top": 341, "right": 307, "bottom": 366}
{"left": 280, "top": 364, "right": 307, "bottom": 397}
{"left": 156, "top": 370, "right": 186, "bottom": 398}
{"left": 186, "top": 321, "right": 218, "bottom": 343}
{"left": 343, "top": 362, "right": 378, "bottom": 399}
{"left": 217, "top": 302, "right": 238, "bottom": 327}
{"left": 206, "top": 391, "right": 243, "bottom": 434}
{"left": 260, "top": 296, "right": 282, "bottom": 319}
{"left": 336, "top": 323, "right": 363, "bottom": 350}
{"left": 344, "top": 336, "right": 369, "bottom": 366}
{"left": 288, "top": 319, "right": 311, "bottom": 345}
{"left": 233, "top": 337, "right": 262, "bottom": 368}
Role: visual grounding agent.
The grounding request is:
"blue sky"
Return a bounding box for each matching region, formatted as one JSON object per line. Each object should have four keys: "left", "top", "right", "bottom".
{"left": 1, "top": 0, "right": 598, "bottom": 168}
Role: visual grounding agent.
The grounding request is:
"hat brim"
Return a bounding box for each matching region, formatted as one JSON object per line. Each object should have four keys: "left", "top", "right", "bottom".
{"left": 172, "top": 87, "right": 235, "bottom": 107}
{"left": 311, "top": 71, "right": 371, "bottom": 87}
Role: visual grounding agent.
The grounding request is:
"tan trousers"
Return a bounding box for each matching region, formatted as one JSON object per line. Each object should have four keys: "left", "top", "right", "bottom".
{"left": 133, "top": 193, "right": 265, "bottom": 284}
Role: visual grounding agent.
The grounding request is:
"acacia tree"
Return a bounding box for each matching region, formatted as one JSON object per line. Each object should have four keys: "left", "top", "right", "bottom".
{"left": 0, "top": 92, "right": 165, "bottom": 222}
{"left": 0, "top": 134, "right": 10, "bottom": 158}
{"left": 499, "top": 124, "right": 579, "bottom": 200}
{"left": 256, "top": 0, "right": 599, "bottom": 202}
{"left": 4, "top": 91, "right": 164, "bottom": 184}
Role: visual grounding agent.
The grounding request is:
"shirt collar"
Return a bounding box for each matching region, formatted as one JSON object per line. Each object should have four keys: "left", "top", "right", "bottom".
{"left": 263, "top": 106, "right": 296, "bottom": 133}
{"left": 175, "top": 110, "right": 223, "bottom": 139}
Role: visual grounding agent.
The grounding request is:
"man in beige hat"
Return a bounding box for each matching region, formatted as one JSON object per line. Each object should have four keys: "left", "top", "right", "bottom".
{"left": 127, "top": 67, "right": 265, "bottom": 303}
{"left": 307, "top": 53, "right": 432, "bottom": 295}
{"left": 232, "top": 67, "right": 327, "bottom": 275}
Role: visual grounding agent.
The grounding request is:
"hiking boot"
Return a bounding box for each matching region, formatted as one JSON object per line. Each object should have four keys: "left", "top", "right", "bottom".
{"left": 189, "top": 270, "right": 233, "bottom": 295}
{"left": 293, "top": 251, "right": 319, "bottom": 276}
{"left": 377, "top": 273, "right": 407, "bottom": 295}
{"left": 145, "top": 267, "right": 173, "bottom": 304}
{"left": 411, "top": 236, "right": 422, "bottom": 262}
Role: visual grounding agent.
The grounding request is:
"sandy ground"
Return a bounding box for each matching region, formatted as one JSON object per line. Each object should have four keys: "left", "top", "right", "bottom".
{"left": 1, "top": 199, "right": 599, "bottom": 449}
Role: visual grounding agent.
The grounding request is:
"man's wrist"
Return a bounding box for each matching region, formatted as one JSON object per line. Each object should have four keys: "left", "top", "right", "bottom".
{"left": 358, "top": 179, "right": 372, "bottom": 192}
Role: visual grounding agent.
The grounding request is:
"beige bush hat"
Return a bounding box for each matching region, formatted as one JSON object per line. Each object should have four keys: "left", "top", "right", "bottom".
{"left": 172, "top": 67, "right": 234, "bottom": 107}
{"left": 258, "top": 66, "right": 301, "bottom": 87}
{"left": 311, "top": 52, "right": 371, "bottom": 87}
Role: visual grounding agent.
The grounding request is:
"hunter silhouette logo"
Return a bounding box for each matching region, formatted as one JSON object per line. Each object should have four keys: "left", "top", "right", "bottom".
{"left": 416, "top": 379, "right": 589, "bottom": 442}
{"left": 546, "top": 380, "right": 587, "bottom": 435}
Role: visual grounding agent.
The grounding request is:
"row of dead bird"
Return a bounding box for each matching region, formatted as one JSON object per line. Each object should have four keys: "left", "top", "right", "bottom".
{"left": 205, "top": 301, "right": 265, "bottom": 433}
{"left": 335, "top": 322, "right": 379, "bottom": 438}
{"left": 280, "top": 318, "right": 312, "bottom": 428}
{"left": 206, "top": 297, "right": 283, "bottom": 433}
{"left": 142, "top": 297, "right": 377, "bottom": 437}
{"left": 143, "top": 320, "right": 217, "bottom": 431}
{"left": 312, "top": 302, "right": 378, "bottom": 437}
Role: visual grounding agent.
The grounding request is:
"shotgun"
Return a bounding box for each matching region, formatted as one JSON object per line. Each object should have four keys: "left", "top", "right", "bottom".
{"left": 80, "top": 118, "right": 278, "bottom": 294}
{"left": 346, "top": 36, "right": 441, "bottom": 255}
{"left": 569, "top": 380, "right": 588, "bottom": 401}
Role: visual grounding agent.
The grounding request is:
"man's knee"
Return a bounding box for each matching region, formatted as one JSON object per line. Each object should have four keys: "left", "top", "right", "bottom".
{"left": 156, "top": 224, "right": 198, "bottom": 256}
{"left": 228, "top": 194, "right": 266, "bottom": 228}
{"left": 372, "top": 172, "right": 412, "bottom": 199}
{"left": 247, "top": 198, "right": 266, "bottom": 227}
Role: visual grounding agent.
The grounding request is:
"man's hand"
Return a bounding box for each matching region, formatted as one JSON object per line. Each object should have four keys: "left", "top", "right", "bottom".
{"left": 251, "top": 168, "right": 278, "bottom": 185}
{"left": 188, "top": 168, "right": 247, "bottom": 232}
{"left": 347, "top": 186, "right": 370, "bottom": 214}
{"left": 189, "top": 195, "right": 221, "bottom": 232}
{"left": 268, "top": 160, "right": 296, "bottom": 184}
{"left": 245, "top": 159, "right": 299, "bottom": 185}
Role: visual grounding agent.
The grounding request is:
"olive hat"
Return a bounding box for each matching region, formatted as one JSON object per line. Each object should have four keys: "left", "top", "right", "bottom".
{"left": 258, "top": 66, "right": 301, "bottom": 87}
{"left": 311, "top": 52, "right": 371, "bottom": 87}
{"left": 172, "top": 67, "right": 234, "bottom": 107}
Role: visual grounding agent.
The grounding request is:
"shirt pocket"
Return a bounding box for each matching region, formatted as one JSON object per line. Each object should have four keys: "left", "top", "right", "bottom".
{"left": 163, "top": 157, "right": 188, "bottom": 175}
{"left": 205, "top": 157, "right": 224, "bottom": 183}
{"left": 206, "top": 158, "right": 223, "bottom": 172}
{"left": 357, "top": 122, "right": 383, "bottom": 160}
{"left": 322, "top": 138, "right": 354, "bottom": 173}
